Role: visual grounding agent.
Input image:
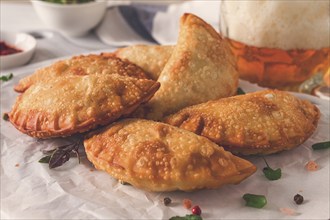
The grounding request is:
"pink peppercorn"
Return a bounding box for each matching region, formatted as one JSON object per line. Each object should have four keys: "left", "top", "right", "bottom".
{"left": 183, "top": 199, "right": 192, "bottom": 209}
{"left": 191, "top": 205, "right": 202, "bottom": 215}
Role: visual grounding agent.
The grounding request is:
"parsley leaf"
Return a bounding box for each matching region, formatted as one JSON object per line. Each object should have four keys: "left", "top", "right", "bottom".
{"left": 243, "top": 193, "right": 267, "bottom": 208}
{"left": 312, "top": 141, "right": 330, "bottom": 150}
{"left": 262, "top": 158, "right": 281, "bottom": 181}
{"left": 0, "top": 73, "right": 13, "bottom": 82}
{"left": 169, "top": 214, "right": 203, "bottom": 220}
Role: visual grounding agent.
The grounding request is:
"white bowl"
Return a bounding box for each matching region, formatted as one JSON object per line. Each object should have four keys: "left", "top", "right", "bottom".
{"left": 0, "top": 31, "right": 37, "bottom": 70}
{"left": 31, "top": 0, "right": 107, "bottom": 37}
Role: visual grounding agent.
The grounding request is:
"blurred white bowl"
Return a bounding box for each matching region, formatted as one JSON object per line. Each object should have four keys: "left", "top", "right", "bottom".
{"left": 31, "top": 0, "right": 107, "bottom": 37}
{"left": 0, "top": 31, "right": 37, "bottom": 70}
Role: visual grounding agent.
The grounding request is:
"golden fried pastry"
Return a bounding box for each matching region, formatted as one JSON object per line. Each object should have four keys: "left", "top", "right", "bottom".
{"left": 9, "top": 75, "right": 160, "bottom": 138}
{"left": 165, "top": 90, "right": 320, "bottom": 155}
{"left": 14, "top": 54, "right": 150, "bottom": 93}
{"left": 112, "top": 45, "right": 174, "bottom": 80}
{"left": 132, "top": 13, "right": 238, "bottom": 120}
{"left": 84, "top": 119, "right": 256, "bottom": 192}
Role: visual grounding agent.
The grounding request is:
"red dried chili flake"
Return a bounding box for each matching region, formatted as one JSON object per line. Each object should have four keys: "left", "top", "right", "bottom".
{"left": 279, "top": 207, "right": 296, "bottom": 216}
{"left": 305, "top": 160, "right": 318, "bottom": 171}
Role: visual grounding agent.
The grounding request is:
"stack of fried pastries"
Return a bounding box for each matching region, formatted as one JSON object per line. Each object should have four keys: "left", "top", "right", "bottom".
{"left": 8, "top": 13, "right": 320, "bottom": 192}
{"left": 126, "top": 13, "right": 239, "bottom": 120}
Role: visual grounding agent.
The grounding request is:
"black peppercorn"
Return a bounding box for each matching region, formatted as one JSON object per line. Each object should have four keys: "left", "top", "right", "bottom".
{"left": 163, "top": 197, "right": 172, "bottom": 206}
{"left": 294, "top": 194, "right": 304, "bottom": 205}
{"left": 2, "top": 113, "right": 9, "bottom": 121}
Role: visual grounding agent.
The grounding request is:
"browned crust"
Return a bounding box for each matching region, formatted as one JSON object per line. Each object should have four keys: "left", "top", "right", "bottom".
{"left": 131, "top": 13, "right": 239, "bottom": 120}
{"left": 105, "top": 45, "right": 174, "bottom": 81}
{"left": 14, "top": 54, "right": 151, "bottom": 93}
{"left": 164, "top": 90, "right": 320, "bottom": 155}
{"left": 9, "top": 76, "right": 160, "bottom": 139}
{"left": 84, "top": 119, "right": 257, "bottom": 192}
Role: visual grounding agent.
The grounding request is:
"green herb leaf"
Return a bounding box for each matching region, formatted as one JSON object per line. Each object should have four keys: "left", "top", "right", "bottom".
{"left": 312, "top": 141, "right": 330, "bottom": 150}
{"left": 237, "top": 87, "right": 245, "bottom": 95}
{"left": 262, "top": 158, "right": 281, "bottom": 181}
{"left": 49, "top": 149, "right": 71, "bottom": 169}
{"left": 243, "top": 193, "right": 267, "bottom": 208}
{"left": 39, "top": 155, "right": 51, "bottom": 163}
{"left": 263, "top": 167, "right": 281, "bottom": 180}
{"left": 39, "top": 140, "right": 82, "bottom": 169}
{"left": 42, "top": 148, "right": 57, "bottom": 155}
{"left": 0, "top": 73, "right": 13, "bottom": 82}
{"left": 169, "top": 214, "right": 203, "bottom": 220}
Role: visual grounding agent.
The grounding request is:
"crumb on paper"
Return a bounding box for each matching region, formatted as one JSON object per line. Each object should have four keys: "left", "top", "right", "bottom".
{"left": 183, "top": 199, "right": 192, "bottom": 209}
{"left": 15, "top": 163, "right": 20, "bottom": 167}
{"left": 90, "top": 169, "right": 94, "bottom": 172}
{"left": 305, "top": 160, "right": 318, "bottom": 171}
{"left": 279, "top": 207, "right": 297, "bottom": 216}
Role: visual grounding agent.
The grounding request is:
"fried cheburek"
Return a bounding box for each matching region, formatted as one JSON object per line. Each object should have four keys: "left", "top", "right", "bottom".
{"left": 14, "top": 54, "right": 150, "bottom": 93}
{"left": 84, "top": 119, "right": 256, "bottom": 192}
{"left": 132, "top": 13, "right": 239, "bottom": 120}
{"left": 9, "top": 75, "right": 160, "bottom": 138}
{"left": 111, "top": 45, "right": 174, "bottom": 80}
{"left": 165, "top": 90, "right": 320, "bottom": 155}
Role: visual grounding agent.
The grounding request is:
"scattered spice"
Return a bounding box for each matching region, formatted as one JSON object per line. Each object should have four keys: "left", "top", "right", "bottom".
{"left": 191, "top": 206, "right": 202, "bottom": 215}
{"left": 15, "top": 163, "right": 20, "bottom": 167}
{"left": 262, "top": 158, "right": 281, "bottom": 180}
{"left": 242, "top": 193, "right": 267, "bottom": 208}
{"left": 279, "top": 207, "right": 296, "bottom": 216}
{"left": 305, "top": 160, "right": 318, "bottom": 171}
{"left": 294, "top": 194, "right": 304, "bottom": 205}
{"left": 183, "top": 199, "right": 192, "bottom": 209}
{"left": 2, "top": 113, "right": 9, "bottom": 121}
{"left": 169, "top": 214, "right": 202, "bottom": 220}
{"left": 0, "top": 73, "right": 13, "bottom": 82}
{"left": 163, "top": 197, "right": 172, "bottom": 206}
{"left": 312, "top": 141, "right": 330, "bottom": 150}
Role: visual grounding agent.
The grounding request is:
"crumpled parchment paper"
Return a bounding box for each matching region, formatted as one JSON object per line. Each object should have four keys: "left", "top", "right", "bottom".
{"left": 1, "top": 59, "right": 329, "bottom": 219}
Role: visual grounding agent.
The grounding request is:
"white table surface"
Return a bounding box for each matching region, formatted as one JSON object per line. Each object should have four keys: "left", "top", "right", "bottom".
{"left": 1, "top": 2, "right": 329, "bottom": 220}
{"left": 1, "top": 1, "right": 48, "bottom": 32}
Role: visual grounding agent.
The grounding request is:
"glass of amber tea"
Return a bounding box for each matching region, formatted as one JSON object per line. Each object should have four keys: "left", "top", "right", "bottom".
{"left": 219, "top": 0, "right": 330, "bottom": 96}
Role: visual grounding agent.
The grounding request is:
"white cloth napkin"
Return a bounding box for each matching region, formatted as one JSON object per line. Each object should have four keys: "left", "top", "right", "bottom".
{"left": 96, "top": 0, "right": 221, "bottom": 46}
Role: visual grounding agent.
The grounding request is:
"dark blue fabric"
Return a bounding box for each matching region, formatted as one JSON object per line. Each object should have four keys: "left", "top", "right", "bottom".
{"left": 118, "top": 4, "right": 168, "bottom": 44}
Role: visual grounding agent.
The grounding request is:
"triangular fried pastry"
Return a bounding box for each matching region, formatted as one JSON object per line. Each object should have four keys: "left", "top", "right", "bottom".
{"left": 9, "top": 75, "right": 160, "bottom": 138}
{"left": 132, "top": 13, "right": 238, "bottom": 120}
{"left": 84, "top": 119, "right": 256, "bottom": 192}
{"left": 165, "top": 90, "right": 320, "bottom": 155}
{"left": 14, "top": 54, "right": 150, "bottom": 93}
{"left": 111, "top": 45, "right": 174, "bottom": 80}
